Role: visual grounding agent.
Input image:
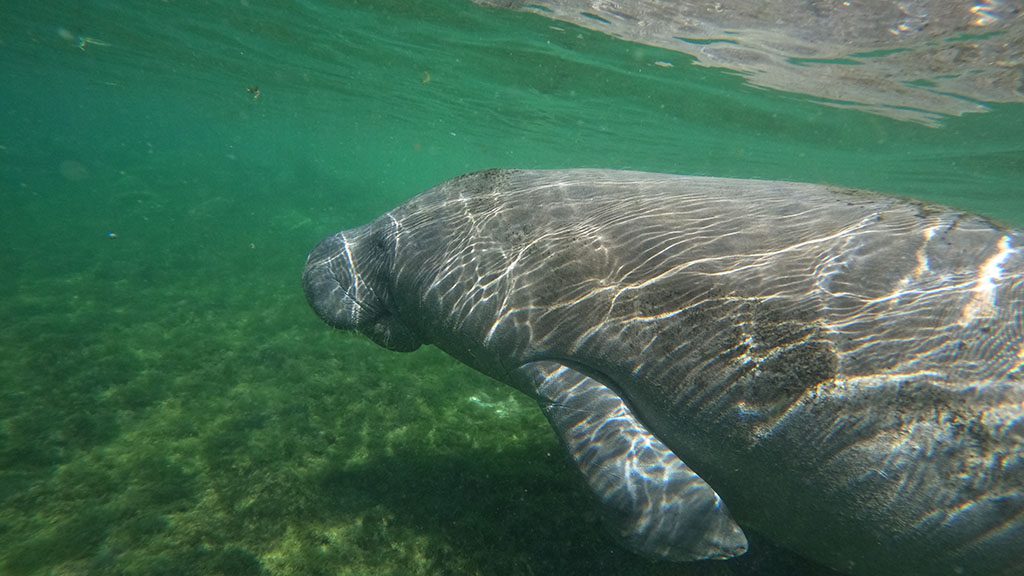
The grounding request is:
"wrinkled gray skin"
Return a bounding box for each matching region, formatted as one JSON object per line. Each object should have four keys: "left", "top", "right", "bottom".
{"left": 303, "top": 169, "right": 1024, "bottom": 576}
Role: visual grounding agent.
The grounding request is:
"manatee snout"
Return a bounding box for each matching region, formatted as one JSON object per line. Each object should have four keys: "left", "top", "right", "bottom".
{"left": 303, "top": 232, "right": 360, "bottom": 330}
{"left": 303, "top": 227, "right": 422, "bottom": 352}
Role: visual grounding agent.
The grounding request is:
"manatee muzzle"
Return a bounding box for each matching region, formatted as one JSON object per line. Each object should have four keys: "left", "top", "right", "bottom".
{"left": 303, "top": 230, "right": 421, "bottom": 352}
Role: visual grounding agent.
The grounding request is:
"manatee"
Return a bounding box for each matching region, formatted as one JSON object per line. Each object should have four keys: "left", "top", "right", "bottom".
{"left": 303, "top": 169, "right": 1024, "bottom": 575}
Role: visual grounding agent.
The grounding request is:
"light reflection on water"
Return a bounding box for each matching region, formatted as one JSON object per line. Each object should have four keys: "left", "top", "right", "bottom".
{"left": 476, "top": 0, "right": 1024, "bottom": 125}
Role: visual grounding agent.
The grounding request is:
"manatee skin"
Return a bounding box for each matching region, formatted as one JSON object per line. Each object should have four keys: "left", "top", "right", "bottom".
{"left": 303, "top": 169, "right": 1024, "bottom": 576}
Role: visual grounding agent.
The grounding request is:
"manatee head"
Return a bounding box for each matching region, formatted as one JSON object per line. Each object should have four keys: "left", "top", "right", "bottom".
{"left": 302, "top": 223, "right": 422, "bottom": 352}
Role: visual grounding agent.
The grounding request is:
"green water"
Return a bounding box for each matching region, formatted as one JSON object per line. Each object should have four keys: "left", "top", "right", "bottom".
{"left": 1, "top": 1, "right": 1021, "bottom": 575}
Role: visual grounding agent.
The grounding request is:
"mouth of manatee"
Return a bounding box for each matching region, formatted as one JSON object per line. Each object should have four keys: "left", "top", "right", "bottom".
{"left": 303, "top": 230, "right": 422, "bottom": 353}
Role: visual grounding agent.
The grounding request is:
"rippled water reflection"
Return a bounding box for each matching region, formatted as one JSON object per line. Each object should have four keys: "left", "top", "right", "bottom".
{"left": 477, "top": 0, "right": 1024, "bottom": 125}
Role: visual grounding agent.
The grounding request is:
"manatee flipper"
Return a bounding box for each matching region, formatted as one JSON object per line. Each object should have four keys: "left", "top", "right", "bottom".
{"left": 516, "top": 361, "right": 747, "bottom": 561}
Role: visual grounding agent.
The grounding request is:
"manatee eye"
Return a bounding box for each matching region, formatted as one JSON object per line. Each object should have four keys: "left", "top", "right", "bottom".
{"left": 371, "top": 219, "right": 396, "bottom": 252}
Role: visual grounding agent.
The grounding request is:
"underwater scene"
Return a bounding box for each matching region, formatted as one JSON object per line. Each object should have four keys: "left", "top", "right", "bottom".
{"left": 1, "top": 1, "right": 1023, "bottom": 575}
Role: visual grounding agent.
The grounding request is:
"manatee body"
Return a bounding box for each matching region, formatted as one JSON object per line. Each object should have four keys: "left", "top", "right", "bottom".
{"left": 303, "top": 169, "right": 1024, "bottom": 575}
